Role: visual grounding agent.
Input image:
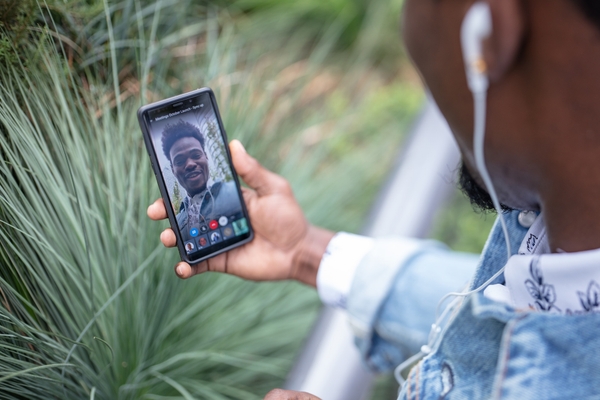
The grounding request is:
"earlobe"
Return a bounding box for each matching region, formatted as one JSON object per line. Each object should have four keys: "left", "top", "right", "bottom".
{"left": 484, "top": 0, "right": 526, "bottom": 82}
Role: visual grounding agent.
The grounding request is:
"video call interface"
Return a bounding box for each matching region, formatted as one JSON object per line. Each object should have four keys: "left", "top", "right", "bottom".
{"left": 146, "top": 93, "right": 249, "bottom": 257}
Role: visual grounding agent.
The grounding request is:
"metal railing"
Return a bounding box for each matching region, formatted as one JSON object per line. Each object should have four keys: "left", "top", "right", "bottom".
{"left": 285, "top": 97, "right": 460, "bottom": 399}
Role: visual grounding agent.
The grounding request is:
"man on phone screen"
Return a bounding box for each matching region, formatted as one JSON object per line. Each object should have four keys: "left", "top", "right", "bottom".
{"left": 161, "top": 120, "right": 242, "bottom": 243}
{"left": 149, "top": 0, "right": 600, "bottom": 398}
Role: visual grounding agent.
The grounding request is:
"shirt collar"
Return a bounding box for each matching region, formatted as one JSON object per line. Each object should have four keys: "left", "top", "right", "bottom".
{"left": 486, "top": 212, "right": 600, "bottom": 315}
{"left": 181, "top": 182, "right": 216, "bottom": 212}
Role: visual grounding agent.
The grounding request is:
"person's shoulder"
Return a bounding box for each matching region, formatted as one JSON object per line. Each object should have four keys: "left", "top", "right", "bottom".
{"left": 210, "top": 180, "right": 237, "bottom": 195}
{"left": 222, "top": 180, "right": 237, "bottom": 190}
{"left": 210, "top": 180, "right": 224, "bottom": 191}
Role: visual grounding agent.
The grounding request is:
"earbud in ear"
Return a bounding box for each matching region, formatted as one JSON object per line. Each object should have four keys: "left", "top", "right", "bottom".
{"left": 461, "top": 2, "right": 492, "bottom": 94}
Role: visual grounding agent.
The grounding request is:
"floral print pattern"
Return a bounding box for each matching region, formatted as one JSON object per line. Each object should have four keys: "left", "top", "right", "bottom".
{"left": 577, "top": 280, "right": 600, "bottom": 313}
{"left": 524, "top": 257, "right": 561, "bottom": 312}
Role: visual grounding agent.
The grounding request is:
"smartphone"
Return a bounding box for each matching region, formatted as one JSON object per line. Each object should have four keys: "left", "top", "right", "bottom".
{"left": 138, "top": 88, "right": 253, "bottom": 264}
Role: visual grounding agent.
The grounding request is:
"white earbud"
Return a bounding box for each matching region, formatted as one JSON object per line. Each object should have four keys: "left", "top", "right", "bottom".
{"left": 461, "top": 2, "right": 492, "bottom": 94}
{"left": 460, "top": 2, "right": 512, "bottom": 262}
{"left": 461, "top": 1, "right": 513, "bottom": 264}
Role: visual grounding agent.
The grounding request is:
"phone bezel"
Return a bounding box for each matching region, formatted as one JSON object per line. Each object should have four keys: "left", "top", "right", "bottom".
{"left": 138, "top": 87, "right": 254, "bottom": 264}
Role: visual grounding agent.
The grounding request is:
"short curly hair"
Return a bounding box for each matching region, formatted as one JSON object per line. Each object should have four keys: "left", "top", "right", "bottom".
{"left": 161, "top": 120, "right": 206, "bottom": 162}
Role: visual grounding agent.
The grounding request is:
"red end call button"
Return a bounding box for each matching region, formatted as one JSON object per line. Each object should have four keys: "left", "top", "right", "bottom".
{"left": 209, "top": 220, "right": 219, "bottom": 230}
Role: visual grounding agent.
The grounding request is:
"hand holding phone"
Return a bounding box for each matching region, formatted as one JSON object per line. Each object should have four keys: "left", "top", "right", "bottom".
{"left": 148, "top": 140, "right": 335, "bottom": 286}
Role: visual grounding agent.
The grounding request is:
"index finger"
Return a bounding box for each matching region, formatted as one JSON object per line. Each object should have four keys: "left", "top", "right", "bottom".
{"left": 147, "top": 198, "right": 168, "bottom": 220}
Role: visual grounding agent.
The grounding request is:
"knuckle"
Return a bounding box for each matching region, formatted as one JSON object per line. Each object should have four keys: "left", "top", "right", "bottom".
{"left": 193, "top": 261, "right": 208, "bottom": 275}
{"left": 273, "top": 175, "right": 292, "bottom": 193}
{"left": 242, "top": 188, "right": 257, "bottom": 204}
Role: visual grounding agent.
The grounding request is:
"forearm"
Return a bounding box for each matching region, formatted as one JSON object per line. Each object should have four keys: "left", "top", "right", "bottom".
{"left": 347, "top": 240, "right": 479, "bottom": 372}
{"left": 291, "top": 225, "right": 335, "bottom": 287}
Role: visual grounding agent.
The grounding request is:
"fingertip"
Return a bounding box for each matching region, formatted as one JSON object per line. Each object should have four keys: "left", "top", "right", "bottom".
{"left": 147, "top": 198, "right": 167, "bottom": 220}
{"left": 147, "top": 200, "right": 158, "bottom": 217}
{"left": 160, "top": 229, "right": 177, "bottom": 247}
{"left": 230, "top": 140, "right": 252, "bottom": 173}
{"left": 230, "top": 139, "right": 246, "bottom": 154}
{"left": 229, "top": 141, "right": 244, "bottom": 163}
{"left": 175, "top": 262, "right": 192, "bottom": 279}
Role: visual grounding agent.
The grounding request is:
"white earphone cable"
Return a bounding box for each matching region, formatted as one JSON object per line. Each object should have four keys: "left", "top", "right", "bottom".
{"left": 434, "top": 88, "right": 513, "bottom": 318}
{"left": 395, "top": 87, "right": 514, "bottom": 387}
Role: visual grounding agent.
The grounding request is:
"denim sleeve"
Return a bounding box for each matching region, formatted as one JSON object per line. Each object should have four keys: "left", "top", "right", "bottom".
{"left": 346, "top": 238, "right": 479, "bottom": 372}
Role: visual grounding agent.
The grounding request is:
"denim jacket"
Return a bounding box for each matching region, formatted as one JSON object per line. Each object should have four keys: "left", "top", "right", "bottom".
{"left": 347, "top": 210, "right": 600, "bottom": 399}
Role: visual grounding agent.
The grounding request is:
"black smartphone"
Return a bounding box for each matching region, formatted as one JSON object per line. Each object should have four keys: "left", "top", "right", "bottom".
{"left": 138, "top": 88, "right": 253, "bottom": 264}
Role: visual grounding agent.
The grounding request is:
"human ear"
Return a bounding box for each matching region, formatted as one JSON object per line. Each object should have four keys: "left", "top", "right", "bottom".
{"left": 483, "top": 0, "right": 526, "bottom": 82}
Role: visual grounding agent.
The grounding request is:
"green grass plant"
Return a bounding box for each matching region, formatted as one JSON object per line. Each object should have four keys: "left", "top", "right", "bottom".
{"left": 431, "top": 189, "right": 497, "bottom": 254}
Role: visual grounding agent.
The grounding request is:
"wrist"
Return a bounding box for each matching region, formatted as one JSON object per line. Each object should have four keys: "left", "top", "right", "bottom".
{"left": 290, "top": 225, "right": 335, "bottom": 287}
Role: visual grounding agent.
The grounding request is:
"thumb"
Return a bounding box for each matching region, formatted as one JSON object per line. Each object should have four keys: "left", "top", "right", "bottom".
{"left": 230, "top": 140, "right": 290, "bottom": 196}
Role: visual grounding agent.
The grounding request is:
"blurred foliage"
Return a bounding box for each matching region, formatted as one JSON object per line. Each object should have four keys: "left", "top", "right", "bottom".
{"left": 0, "top": 0, "right": 424, "bottom": 398}
{"left": 431, "top": 188, "right": 497, "bottom": 254}
{"left": 369, "top": 373, "right": 402, "bottom": 400}
{"left": 221, "top": 0, "right": 407, "bottom": 73}
{"left": 0, "top": 0, "right": 37, "bottom": 65}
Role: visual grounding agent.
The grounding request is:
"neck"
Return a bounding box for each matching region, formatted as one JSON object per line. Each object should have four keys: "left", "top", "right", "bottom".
{"left": 517, "top": 2, "right": 600, "bottom": 253}
{"left": 527, "top": 71, "right": 600, "bottom": 253}
{"left": 539, "top": 162, "right": 600, "bottom": 253}
{"left": 188, "top": 184, "right": 208, "bottom": 198}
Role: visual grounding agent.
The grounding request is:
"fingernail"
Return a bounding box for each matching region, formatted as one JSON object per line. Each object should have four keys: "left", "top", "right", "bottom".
{"left": 176, "top": 264, "right": 184, "bottom": 277}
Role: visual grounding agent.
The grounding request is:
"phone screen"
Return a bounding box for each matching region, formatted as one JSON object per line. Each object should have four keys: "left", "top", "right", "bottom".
{"left": 140, "top": 90, "right": 251, "bottom": 262}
